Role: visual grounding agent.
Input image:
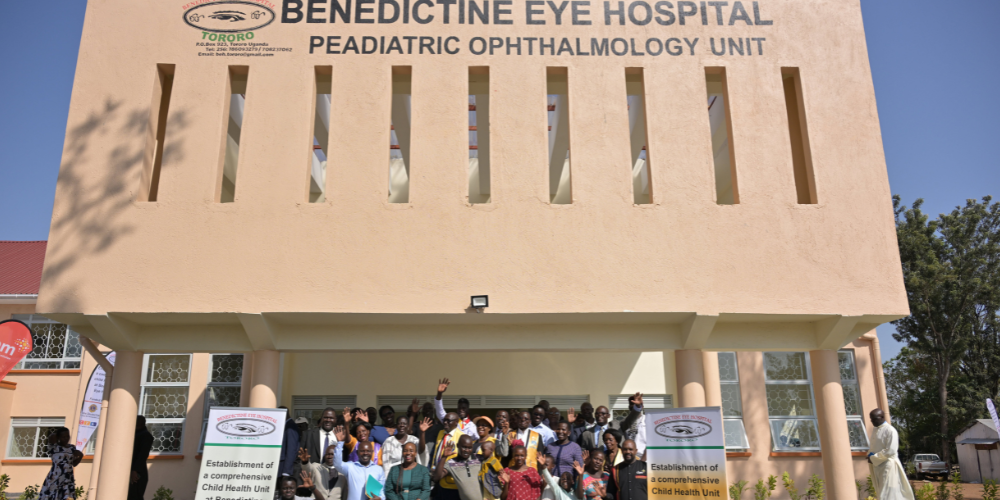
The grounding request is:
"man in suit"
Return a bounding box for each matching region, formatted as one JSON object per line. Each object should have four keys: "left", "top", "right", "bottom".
{"left": 128, "top": 416, "right": 154, "bottom": 500}
{"left": 578, "top": 397, "right": 642, "bottom": 451}
{"left": 279, "top": 416, "right": 309, "bottom": 483}
{"left": 305, "top": 408, "right": 341, "bottom": 464}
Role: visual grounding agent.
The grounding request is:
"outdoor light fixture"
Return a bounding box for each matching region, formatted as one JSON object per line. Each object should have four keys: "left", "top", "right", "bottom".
{"left": 471, "top": 295, "right": 489, "bottom": 311}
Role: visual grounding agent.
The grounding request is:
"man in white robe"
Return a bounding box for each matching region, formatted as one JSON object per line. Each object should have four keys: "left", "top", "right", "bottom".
{"left": 867, "top": 409, "right": 915, "bottom": 500}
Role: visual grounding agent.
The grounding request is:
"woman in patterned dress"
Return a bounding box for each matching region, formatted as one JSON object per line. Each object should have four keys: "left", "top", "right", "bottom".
{"left": 573, "top": 450, "right": 610, "bottom": 500}
{"left": 499, "top": 446, "right": 546, "bottom": 500}
{"left": 40, "top": 427, "right": 83, "bottom": 500}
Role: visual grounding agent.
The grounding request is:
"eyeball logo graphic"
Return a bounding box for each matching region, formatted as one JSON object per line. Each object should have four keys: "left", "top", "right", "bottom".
{"left": 0, "top": 320, "right": 34, "bottom": 381}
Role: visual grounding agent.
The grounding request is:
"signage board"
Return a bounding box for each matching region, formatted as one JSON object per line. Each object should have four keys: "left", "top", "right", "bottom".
{"left": 646, "top": 407, "right": 727, "bottom": 500}
{"left": 76, "top": 352, "right": 116, "bottom": 449}
{"left": 194, "top": 407, "right": 287, "bottom": 500}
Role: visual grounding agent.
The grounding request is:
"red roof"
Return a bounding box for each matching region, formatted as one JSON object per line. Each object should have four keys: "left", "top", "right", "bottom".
{"left": 0, "top": 241, "right": 47, "bottom": 295}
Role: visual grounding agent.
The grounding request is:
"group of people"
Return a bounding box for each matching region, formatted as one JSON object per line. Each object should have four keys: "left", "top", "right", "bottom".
{"left": 278, "top": 379, "right": 649, "bottom": 500}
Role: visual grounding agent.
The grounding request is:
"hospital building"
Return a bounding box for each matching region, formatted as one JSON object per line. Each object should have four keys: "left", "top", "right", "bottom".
{"left": 0, "top": 0, "right": 908, "bottom": 499}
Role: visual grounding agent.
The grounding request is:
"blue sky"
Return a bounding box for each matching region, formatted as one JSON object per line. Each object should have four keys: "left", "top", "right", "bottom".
{"left": 1, "top": 1, "right": 997, "bottom": 360}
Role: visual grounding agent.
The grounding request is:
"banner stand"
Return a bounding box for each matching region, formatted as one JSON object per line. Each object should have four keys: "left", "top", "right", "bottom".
{"left": 646, "top": 407, "right": 728, "bottom": 500}
{"left": 195, "top": 407, "right": 288, "bottom": 500}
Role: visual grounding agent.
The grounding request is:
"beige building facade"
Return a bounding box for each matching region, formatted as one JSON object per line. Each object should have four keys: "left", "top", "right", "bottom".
{"left": 23, "top": 0, "right": 909, "bottom": 499}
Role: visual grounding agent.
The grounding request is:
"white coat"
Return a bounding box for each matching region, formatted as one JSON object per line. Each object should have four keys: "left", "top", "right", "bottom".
{"left": 868, "top": 422, "right": 915, "bottom": 500}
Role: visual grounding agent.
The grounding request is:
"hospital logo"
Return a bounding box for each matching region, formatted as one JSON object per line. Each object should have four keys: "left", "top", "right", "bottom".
{"left": 655, "top": 420, "right": 713, "bottom": 439}
{"left": 184, "top": 1, "right": 276, "bottom": 33}
{"left": 216, "top": 418, "right": 277, "bottom": 437}
{"left": 88, "top": 404, "right": 98, "bottom": 412}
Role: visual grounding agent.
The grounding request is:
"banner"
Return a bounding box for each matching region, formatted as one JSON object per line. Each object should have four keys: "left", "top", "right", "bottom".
{"left": 77, "top": 352, "right": 116, "bottom": 449}
{"left": 646, "top": 407, "right": 727, "bottom": 500}
{"left": 0, "top": 320, "right": 34, "bottom": 381}
{"left": 195, "top": 407, "right": 287, "bottom": 500}
{"left": 987, "top": 399, "right": 1000, "bottom": 438}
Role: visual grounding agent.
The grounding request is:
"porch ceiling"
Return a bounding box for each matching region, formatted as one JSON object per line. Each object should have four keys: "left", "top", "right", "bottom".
{"left": 44, "top": 311, "right": 902, "bottom": 353}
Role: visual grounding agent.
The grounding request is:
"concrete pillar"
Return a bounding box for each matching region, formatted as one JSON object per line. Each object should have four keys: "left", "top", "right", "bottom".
{"left": 810, "top": 350, "right": 855, "bottom": 500}
{"left": 675, "top": 349, "right": 706, "bottom": 408}
{"left": 88, "top": 370, "right": 113, "bottom": 499}
{"left": 96, "top": 350, "right": 143, "bottom": 500}
{"left": 702, "top": 351, "right": 722, "bottom": 408}
{"left": 249, "top": 350, "right": 280, "bottom": 408}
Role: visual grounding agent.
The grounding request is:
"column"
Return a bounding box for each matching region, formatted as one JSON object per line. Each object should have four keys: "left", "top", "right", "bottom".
{"left": 810, "top": 350, "right": 855, "bottom": 500}
{"left": 675, "top": 349, "right": 706, "bottom": 407}
{"left": 96, "top": 350, "right": 143, "bottom": 500}
{"left": 702, "top": 351, "right": 722, "bottom": 408}
{"left": 249, "top": 350, "right": 280, "bottom": 408}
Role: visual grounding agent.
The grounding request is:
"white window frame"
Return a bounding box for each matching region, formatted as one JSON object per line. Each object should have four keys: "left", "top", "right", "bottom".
{"left": 140, "top": 354, "right": 192, "bottom": 455}
{"left": 717, "top": 352, "right": 750, "bottom": 450}
{"left": 11, "top": 315, "right": 82, "bottom": 370}
{"left": 6, "top": 418, "right": 65, "bottom": 459}
{"left": 199, "top": 354, "right": 245, "bottom": 451}
{"left": 838, "top": 350, "right": 870, "bottom": 451}
{"left": 764, "top": 351, "right": 821, "bottom": 451}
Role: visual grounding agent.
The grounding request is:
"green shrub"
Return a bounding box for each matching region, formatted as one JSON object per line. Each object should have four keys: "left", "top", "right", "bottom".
{"left": 805, "top": 475, "right": 824, "bottom": 500}
{"left": 755, "top": 476, "right": 777, "bottom": 500}
{"left": 152, "top": 486, "right": 174, "bottom": 500}
{"left": 936, "top": 479, "right": 950, "bottom": 500}
{"left": 983, "top": 479, "right": 998, "bottom": 500}
{"left": 782, "top": 472, "right": 801, "bottom": 500}
{"left": 20, "top": 484, "right": 40, "bottom": 500}
{"left": 74, "top": 486, "right": 87, "bottom": 500}
{"left": 730, "top": 480, "right": 749, "bottom": 500}
{"left": 866, "top": 475, "right": 876, "bottom": 498}
{"left": 914, "top": 483, "right": 936, "bottom": 500}
{"left": 950, "top": 471, "right": 962, "bottom": 500}
{"left": 0, "top": 474, "right": 9, "bottom": 500}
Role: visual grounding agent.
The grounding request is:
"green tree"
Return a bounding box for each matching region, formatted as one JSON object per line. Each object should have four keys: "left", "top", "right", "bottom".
{"left": 891, "top": 195, "right": 1000, "bottom": 463}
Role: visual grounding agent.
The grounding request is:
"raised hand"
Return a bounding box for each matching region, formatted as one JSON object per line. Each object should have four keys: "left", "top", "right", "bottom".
{"left": 633, "top": 392, "right": 644, "bottom": 407}
{"left": 357, "top": 411, "right": 369, "bottom": 423}
{"left": 342, "top": 407, "right": 352, "bottom": 423}
{"left": 581, "top": 450, "right": 590, "bottom": 463}
{"left": 536, "top": 455, "right": 547, "bottom": 467}
{"left": 298, "top": 447, "right": 310, "bottom": 464}
{"left": 334, "top": 425, "right": 347, "bottom": 442}
{"left": 437, "top": 378, "right": 451, "bottom": 394}
{"left": 442, "top": 443, "right": 454, "bottom": 458}
{"left": 501, "top": 419, "right": 510, "bottom": 433}
{"left": 594, "top": 481, "right": 607, "bottom": 497}
{"left": 499, "top": 470, "right": 511, "bottom": 484}
{"left": 301, "top": 471, "right": 315, "bottom": 490}
{"left": 410, "top": 398, "right": 421, "bottom": 414}
{"left": 572, "top": 460, "right": 584, "bottom": 476}
{"left": 420, "top": 417, "right": 433, "bottom": 432}
{"left": 567, "top": 408, "right": 576, "bottom": 424}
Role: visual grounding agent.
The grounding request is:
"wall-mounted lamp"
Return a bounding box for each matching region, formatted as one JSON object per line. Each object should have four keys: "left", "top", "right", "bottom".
{"left": 471, "top": 295, "right": 489, "bottom": 312}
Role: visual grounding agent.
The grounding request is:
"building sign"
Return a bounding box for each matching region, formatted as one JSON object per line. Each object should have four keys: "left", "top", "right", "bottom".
{"left": 76, "top": 351, "right": 116, "bottom": 449}
{"left": 181, "top": 0, "right": 773, "bottom": 58}
{"left": 195, "top": 407, "right": 287, "bottom": 500}
{"left": 646, "top": 407, "right": 727, "bottom": 500}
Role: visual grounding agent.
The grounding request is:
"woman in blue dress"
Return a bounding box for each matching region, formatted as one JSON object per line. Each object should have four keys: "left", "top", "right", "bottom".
{"left": 39, "top": 427, "right": 83, "bottom": 500}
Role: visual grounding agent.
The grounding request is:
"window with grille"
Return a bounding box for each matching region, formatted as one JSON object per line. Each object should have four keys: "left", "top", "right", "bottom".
{"left": 764, "top": 352, "right": 820, "bottom": 451}
{"left": 293, "top": 395, "right": 358, "bottom": 426}
{"left": 610, "top": 394, "right": 671, "bottom": 422}
{"left": 11, "top": 315, "right": 82, "bottom": 370}
{"left": 199, "top": 354, "right": 245, "bottom": 450}
{"left": 839, "top": 350, "right": 869, "bottom": 450}
{"left": 140, "top": 354, "right": 191, "bottom": 454}
{"left": 718, "top": 352, "right": 750, "bottom": 450}
{"left": 6, "top": 418, "right": 65, "bottom": 459}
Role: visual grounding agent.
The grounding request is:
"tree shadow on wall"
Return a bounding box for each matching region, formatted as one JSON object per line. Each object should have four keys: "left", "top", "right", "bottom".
{"left": 40, "top": 97, "right": 190, "bottom": 314}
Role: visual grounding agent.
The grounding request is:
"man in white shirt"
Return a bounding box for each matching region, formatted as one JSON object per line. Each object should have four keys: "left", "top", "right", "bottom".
{"left": 434, "top": 378, "right": 477, "bottom": 438}
{"left": 867, "top": 409, "right": 914, "bottom": 500}
{"left": 530, "top": 406, "right": 556, "bottom": 446}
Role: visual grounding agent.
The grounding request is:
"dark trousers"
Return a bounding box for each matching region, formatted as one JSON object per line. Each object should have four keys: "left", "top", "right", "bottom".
{"left": 127, "top": 472, "right": 148, "bottom": 500}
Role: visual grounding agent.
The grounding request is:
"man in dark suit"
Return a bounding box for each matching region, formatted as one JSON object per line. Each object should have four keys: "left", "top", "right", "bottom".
{"left": 128, "top": 416, "right": 154, "bottom": 500}
{"left": 304, "top": 408, "right": 341, "bottom": 464}
{"left": 577, "top": 397, "right": 642, "bottom": 451}
{"left": 279, "top": 416, "right": 309, "bottom": 483}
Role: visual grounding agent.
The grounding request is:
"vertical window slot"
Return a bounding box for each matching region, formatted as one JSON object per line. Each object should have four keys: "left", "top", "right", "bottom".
{"left": 140, "top": 64, "right": 174, "bottom": 202}
{"left": 389, "top": 67, "right": 411, "bottom": 203}
{"left": 626, "top": 68, "right": 651, "bottom": 205}
{"left": 468, "top": 67, "right": 490, "bottom": 204}
{"left": 219, "top": 66, "right": 248, "bottom": 203}
{"left": 547, "top": 68, "right": 571, "bottom": 204}
{"left": 310, "top": 67, "right": 332, "bottom": 203}
{"left": 781, "top": 68, "right": 817, "bottom": 204}
{"left": 705, "top": 68, "right": 739, "bottom": 205}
